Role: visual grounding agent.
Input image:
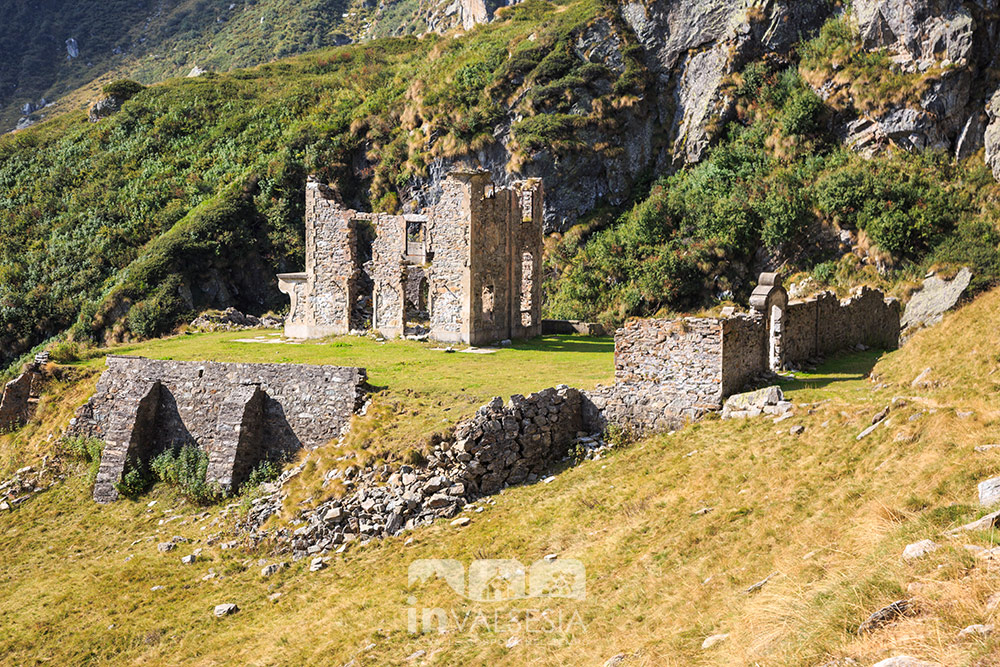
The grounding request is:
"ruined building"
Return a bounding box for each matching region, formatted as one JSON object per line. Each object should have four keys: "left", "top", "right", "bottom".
{"left": 278, "top": 170, "right": 544, "bottom": 346}
{"left": 587, "top": 274, "right": 901, "bottom": 433}
{"left": 69, "top": 357, "right": 368, "bottom": 503}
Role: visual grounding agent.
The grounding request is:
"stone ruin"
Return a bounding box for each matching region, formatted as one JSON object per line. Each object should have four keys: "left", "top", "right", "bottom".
{"left": 585, "top": 274, "right": 901, "bottom": 434}
{"left": 68, "top": 356, "right": 368, "bottom": 503}
{"left": 278, "top": 170, "right": 544, "bottom": 346}
{"left": 0, "top": 363, "right": 43, "bottom": 433}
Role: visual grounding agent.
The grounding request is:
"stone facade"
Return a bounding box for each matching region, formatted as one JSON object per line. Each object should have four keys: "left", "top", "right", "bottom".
{"left": 69, "top": 356, "right": 368, "bottom": 503}
{"left": 280, "top": 171, "right": 544, "bottom": 346}
{"left": 585, "top": 274, "right": 901, "bottom": 435}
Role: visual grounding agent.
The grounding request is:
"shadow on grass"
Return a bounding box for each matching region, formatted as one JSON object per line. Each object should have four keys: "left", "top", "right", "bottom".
{"left": 513, "top": 335, "right": 615, "bottom": 354}
{"left": 779, "top": 349, "right": 884, "bottom": 396}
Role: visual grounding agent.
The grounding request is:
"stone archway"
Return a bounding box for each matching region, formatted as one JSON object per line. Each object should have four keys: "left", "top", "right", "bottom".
{"left": 749, "top": 272, "right": 788, "bottom": 372}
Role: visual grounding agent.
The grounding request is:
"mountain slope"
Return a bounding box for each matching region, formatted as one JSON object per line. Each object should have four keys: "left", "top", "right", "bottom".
{"left": 0, "top": 0, "right": 368, "bottom": 131}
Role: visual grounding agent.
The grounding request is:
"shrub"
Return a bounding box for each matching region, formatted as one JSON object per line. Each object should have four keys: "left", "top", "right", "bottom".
{"left": 101, "top": 79, "right": 145, "bottom": 100}
{"left": 150, "top": 444, "right": 222, "bottom": 504}
{"left": 782, "top": 86, "right": 824, "bottom": 136}
{"left": 114, "top": 457, "right": 152, "bottom": 499}
{"left": 243, "top": 460, "right": 281, "bottom": 490}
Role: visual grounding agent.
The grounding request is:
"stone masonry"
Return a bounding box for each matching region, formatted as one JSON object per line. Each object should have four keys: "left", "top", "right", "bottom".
{"left": 0, "top": 367, "right": 41, "bottom": 432}
{"left": 585, "top": 274, "right": 900, "bottom": 435}
{"left": 279, "top": 171, "right": 544, "bottom": 346}
{"left": 69, "top": 356, "right": 368, "bottom": 503}
{"left": 242, "top": 386, "right": 585, "bottom": 552}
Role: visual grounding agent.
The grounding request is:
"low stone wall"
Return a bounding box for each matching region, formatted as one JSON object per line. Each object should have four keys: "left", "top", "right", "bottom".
{"left": 721, "top": 314, "right": 767, "bottom": 396}
{"left": 244, "top": 386, "right": 586, "bottom": 554}
{"left": 784, "top": 287, "right": 900, "bottom": 363}
{"left": 70, "top": 356, "right": 368, "bottom": 502}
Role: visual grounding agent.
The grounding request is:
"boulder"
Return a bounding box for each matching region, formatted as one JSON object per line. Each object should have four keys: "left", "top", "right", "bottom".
{"left": 213, "top": 603, "right": 239, "bottom": 617}
{"left": 722, "top": 386, "right": 784, "bottom": 419}
{"left": 902, "top": 539, "right": 939, "bottom": 560}
{"left": 901, "top": 268, "right": 972, "bottom": 339}
{"left": 979, "top": 477, "right": 1000, "bottom": 506}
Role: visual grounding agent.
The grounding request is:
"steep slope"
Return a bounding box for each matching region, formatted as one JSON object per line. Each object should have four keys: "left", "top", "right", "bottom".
{"left": 0, "top": 0, "right": 369, "bottom": 132}
{"left": 4, "top": 290, "right": 1000, "bottom": 664}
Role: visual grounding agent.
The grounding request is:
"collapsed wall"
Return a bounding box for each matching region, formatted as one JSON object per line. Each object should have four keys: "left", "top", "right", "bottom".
{"left": 69, "top": 356, "right": 368, "bottom": 503}
{"left": 0, "top": 368, "right": 40, "bottom": 432}
{"left": 244, "top": 386, "right": 586, "bottom": 554}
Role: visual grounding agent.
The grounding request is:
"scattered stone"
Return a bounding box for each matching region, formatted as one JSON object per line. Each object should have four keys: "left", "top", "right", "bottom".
{"left": 181, "top": 554, "right": 198, "bottom": 564}
{"left": 979, "top": 477, "right": 1000, "bottom": 506}
{"left": 986, "top": 593, "right": 1000, "bottom": 612}
{"left": 910, "top": 367, "right": 934, "bottom": 388}
{"left": 309, "top": 557, "right": 328, "bottom": 572}
{"left": 701, "top": 633, "right": 729, "bottom": 649}
{"left": 975, "top": 445, "right": 1000, "bottom": 453}
{"left": 902, "top": 539, "right": 939, "bottom": 561}
{"left": 957, "top": 623, "right": 993, "bottom": 639}
{"left": 603, "top": 655, "right": 626, "bottom": 667}
{"left": 789, "top": 425, "right": 805, "bottom": 435}
{"left": 947, "top": 509, "right": 1000, "bottom": 535}
{"left": 543, "top": 553, "right": 558, "bottom": 562}
{"left": 856, "top": 421, "right": 883, "bottom": 441}
{"left": 450, "top": 517, "right": 470, "bottom": 527}
{"left": 214, "top": 603, "right": 239, "bottom": 617}
{"left": 151, "top": 585, "right": 165, "bottom": 591}
{"left": 261, "top": 563, "right": 285, "bottom": 577}
{"left": 692, "top": 507, "right": 713, "bottom": 516}
{"left": 745, "top": 573, "right": 773, "bottom": 594}
{"left": 857, "top": 599, "right": 914, "bottom": 634}
{"left": 872, "top": 405, "right": 890, "bottom": 424}
{"left": 871, "top": 658, "right": 939, "bottom": 667}
{"left": 157, "top": 542, "right": 177, "bottom": 553}
{"left": 722, "top": 386, "right": 788, "bottom": 419}
{"left": 405, "top": 650, "right": 426, "bottom": 661}
{"left": 505, "top": 636, "right": 520, "bottom": 648}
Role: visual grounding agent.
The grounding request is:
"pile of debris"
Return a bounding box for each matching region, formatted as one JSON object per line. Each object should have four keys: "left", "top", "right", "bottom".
{"left": 0, "top": 459, "right": 66, "bottom": 511}
{"left": 189, "top": 308, "right": 283, "bottom": 332}
{"left": 239, "top": 386, "right": 587, "bottom": 559}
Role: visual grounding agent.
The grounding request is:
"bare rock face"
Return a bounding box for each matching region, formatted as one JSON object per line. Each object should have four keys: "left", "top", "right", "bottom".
{"left": 621, "top": 0, "right": 832, "bottom": 167}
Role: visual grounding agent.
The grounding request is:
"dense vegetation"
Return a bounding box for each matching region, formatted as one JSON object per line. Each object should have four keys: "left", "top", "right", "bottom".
{"left": 0, "top": 0, "right": 373, "bottom": 130}
{"left": 546, "top": 32, "right": 1000, "bottom": 326}
{"left": 0, "top": 0, "right": 647, "bottom": 367}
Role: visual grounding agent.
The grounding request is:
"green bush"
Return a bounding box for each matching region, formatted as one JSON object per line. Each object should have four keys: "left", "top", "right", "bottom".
{"left": 243, "top": 460, "right": 281, "bottom": 490}
{"left": 150, "top": 444, "right": 222, "bottom": 504}
{"left": 114, "top": 456, "right": 152, "bottom": 499}
{"left": 101, "top": 80, "right": 145, "bottom": 100}
{"left": 782, "top": 86, "right": 824, "bottom": 136}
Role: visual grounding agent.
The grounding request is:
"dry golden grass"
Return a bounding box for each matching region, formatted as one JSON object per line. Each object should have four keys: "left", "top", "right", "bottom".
{"left": 5, "top": 294, "right": 1000, "bottom": 663}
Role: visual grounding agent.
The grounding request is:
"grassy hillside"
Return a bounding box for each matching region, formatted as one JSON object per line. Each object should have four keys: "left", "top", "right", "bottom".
{"left": 0, "top": 0, "right": 377, "bottom": 131}
{"left": 4, "top": 290, "right": 1000, "bottom": 664}
{"left": 0, "top": 0, "right": 648, "bottom": 367}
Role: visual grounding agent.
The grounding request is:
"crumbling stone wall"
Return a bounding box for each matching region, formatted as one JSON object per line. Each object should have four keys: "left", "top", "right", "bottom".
{"left": 244, "top": 386, "right": 585, "bottom": 550}
{"left": 277, "top": 181, "right": 360, "bottom": 338}
{"left": 371, "top": 213, "right": 407, "bottom": 338}
{"left": 783, "top": 287, "right": 900, "bottom": 364}
{"left": 70, "top": 356, "right": 368, "bottom": 503}
{"left": 281, "top": 171, "right": 543, "bottom": 345}
{"left": 721, "top": 315, "right": 767, "bottom": 396}
{"left": 0, "top": 370, "right": 37, "bottom": 432}
{"left": 588, "top": 279, "right": 900, "bottom": 435}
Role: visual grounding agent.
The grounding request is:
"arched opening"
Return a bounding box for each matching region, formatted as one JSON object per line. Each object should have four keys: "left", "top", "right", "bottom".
{"left": 520, "top": 251, "right": 534, "bottom": 327}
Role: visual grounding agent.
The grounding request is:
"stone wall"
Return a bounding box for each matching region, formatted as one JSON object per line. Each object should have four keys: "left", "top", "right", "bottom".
{"left": 721, "top": 314, "right": 767, "bottom": 396}
{"left": 371, "top": 213, "right": 407, "bottom": 338}
{"left": 784, "top": 287, "right": 900, "bottom": 364}
{"left": 282, "top": 171, "right": 543, "bottom": 346}
{"left": 0, "top": 370, "right": 38, "bottom": 432}
{"left": 244, "top": 386, "right": 585, "bottom": 552}
{"left": 590, "top": 282, "right": 900, "bottom": 435}
{"left": 70, "top": 356, "right": 368, "bottom": 502}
